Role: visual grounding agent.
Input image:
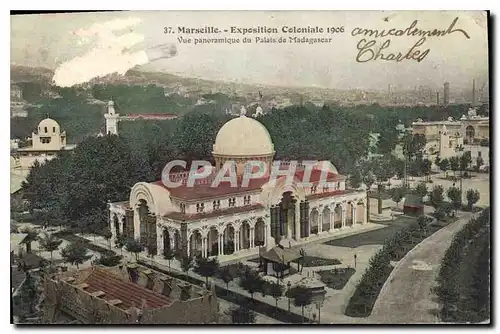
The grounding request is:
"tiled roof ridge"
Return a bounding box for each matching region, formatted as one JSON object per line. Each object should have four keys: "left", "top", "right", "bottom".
{"left": 83, "top": 267, "right": 175, "bottom": 310}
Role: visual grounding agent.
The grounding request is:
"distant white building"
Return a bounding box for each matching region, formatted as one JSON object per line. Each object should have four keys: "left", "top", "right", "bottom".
{"left": 16, "top": 117, "right": 76, "bottom": 169}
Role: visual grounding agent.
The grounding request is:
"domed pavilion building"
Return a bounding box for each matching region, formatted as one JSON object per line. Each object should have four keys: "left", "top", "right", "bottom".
{"left": 109, "top": 108, "right": 368, "bottom": 261}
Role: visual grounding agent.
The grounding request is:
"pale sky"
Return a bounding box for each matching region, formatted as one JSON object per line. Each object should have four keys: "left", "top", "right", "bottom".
{"left": 10, "top": 11, "right": 489, "bottom": 90}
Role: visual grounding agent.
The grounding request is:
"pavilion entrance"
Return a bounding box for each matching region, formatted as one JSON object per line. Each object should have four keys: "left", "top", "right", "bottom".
{"left": 270, "top": 191, "right": 297, "bottom": 244}
{"left": 138, "top": 199, "right": 157, "bottom": 256}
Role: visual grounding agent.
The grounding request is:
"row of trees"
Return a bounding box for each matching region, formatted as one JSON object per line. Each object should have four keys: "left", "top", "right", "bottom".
{"left": 435, "top": 209, "right": 490, "bottom": 323}
{"left": 435, "top": 151, "right": 475, "bottom": 178}
{"left": 346, "top": 212, "right": 445, "bottom": 317}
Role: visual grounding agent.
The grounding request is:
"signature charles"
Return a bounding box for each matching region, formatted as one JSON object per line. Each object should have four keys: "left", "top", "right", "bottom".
{"left": 351, "top": 17, "right": 470, "bottom": 63}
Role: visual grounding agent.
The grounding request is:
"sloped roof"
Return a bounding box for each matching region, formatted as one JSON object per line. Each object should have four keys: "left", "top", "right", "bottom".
{"left": 260, "top": 246, "right": 302, "bottom": 264}
{"left": 404, "top": 194, "right": 424, "bottom": 208}
{"left": 82, "top": 267, "right": 175, "bottom": 311}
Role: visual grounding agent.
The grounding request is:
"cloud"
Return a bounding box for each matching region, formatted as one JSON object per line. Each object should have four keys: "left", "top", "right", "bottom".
{"left": 52, "top": 17, "right": 148, "bottom": 87}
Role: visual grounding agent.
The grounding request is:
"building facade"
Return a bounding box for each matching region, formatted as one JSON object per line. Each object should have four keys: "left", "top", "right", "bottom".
{"left": 104, "top": 100, "right": 178, "bottom": 136}
{"left": 109, "top": 109, "right": 368, "bottom": 262}
{"left": 15, "top": 117, "right": 76, "bottom": 169}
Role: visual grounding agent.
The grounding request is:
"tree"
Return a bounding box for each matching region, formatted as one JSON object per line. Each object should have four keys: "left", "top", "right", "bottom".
{"left": 20, "top": 227, "right": 38, "bottom": 253}
{"left": 11, "top": 222, "right": 19, "bottom": 234}
{"left": 98, "top": 253, "right": 123, "bottom": 267}
{"left": 447, "top": 186, "right": 462, "bottom": 214}
{"left": 125, "top": 238, "right": 143, "bottom": 261}
{"left": 268, "top": 281, "right": 285, "bottom": 309}
{"left": 422, "top": 158, "right": 432, "bottom": 182}
{"left": 38, "top": 233, "right": 63, "bottom": 262}
{"left": 294, "top": 285, "right": 313, "bottom": 323}
{"left": 163, "top": 248, "right": 175, "bottom": 272}
{"left": 101, "top": 227, "right": 113, "bottom": 250}
{"left": 390, "top": 187, "right": 405, "bottom": 208}
{"left": 180, "top": 255, "right": 194, "bottom": 280}
{"left": 460, "top": 151, "right": 472, "bottom": 172}
{"left": 239, "top": 268, "right": 263, "bottom": 300}
{"left": 417, "top": 215, "right": 428, "bottom": 235}
{"left": 194, "top": 256, "right": 220, "bottom": 287}
{"left": 370, "top": 155, "right": 395, "bottom": 214}
{"left": 348, "top": 170, "right": 362, "bottom": 189}
{"left": 60, "top": 242, "right": 91, "bottom": 269}
{"left": 228, "top": 303, "right": 256, "bottom": 324}
{"left": 449, "top": 156, "right": 460, "bottom": 178}
{"left": 439, "top": 158, "right": 450, "bottom": 177}
{"left": 429, "top": 185, "right": 445, "bottom": 210}
{"left": 476, "top": 156, "right": 484, "bottom": 172}
{"left": 115, "top": 233, "right": 126, "bottom": 255}
{"left": 466, "top": 189, "right": 480, "bottom": 211}
{"left": 218, "top": 266, "right": 235, "bottom": 290}
{"left": 415, "top": 182, "right": 428, "bottom": 200}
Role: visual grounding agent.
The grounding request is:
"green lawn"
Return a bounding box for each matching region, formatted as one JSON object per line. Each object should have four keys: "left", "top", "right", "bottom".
{"left": 317, "top": 268, "right": 356, "bottom": 290}
{"left": 301, "top": 256, "right": 341, "bottom": 267}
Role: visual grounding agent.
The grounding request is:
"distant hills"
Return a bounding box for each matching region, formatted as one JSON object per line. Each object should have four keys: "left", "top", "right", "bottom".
{"left": 9, "top": 64, "right": 353, "bottom": 102}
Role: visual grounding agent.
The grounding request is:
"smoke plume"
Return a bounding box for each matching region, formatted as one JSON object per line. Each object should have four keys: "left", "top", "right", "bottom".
{"left": 52, "top": 17, "right": 149, "bottom": 87}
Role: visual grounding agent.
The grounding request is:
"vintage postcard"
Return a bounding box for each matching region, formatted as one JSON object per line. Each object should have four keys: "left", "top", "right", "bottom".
{"left": 10, "top": 10, "right": 490, "bottom": 325}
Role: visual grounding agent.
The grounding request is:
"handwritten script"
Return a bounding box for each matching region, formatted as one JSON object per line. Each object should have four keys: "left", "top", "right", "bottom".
{"left": 351, "top": 17, "right": 470, "bottom": 63}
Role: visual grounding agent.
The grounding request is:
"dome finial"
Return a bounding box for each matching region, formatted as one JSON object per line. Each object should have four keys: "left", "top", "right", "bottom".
{"left": 240, "top": 106, "right": 247, "bottom": 117}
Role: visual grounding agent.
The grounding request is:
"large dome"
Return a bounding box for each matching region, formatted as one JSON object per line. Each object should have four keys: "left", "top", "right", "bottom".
{"left": 37, "top": 118, "right": 60, "bottom": 134}
{"left": 213, "top": 115, "right": 274, "bottom": 157}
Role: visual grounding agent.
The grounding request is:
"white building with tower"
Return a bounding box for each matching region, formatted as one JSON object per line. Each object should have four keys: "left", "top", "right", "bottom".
{"left": 104, "top": 100, "right": 178, "bottom": 136}
{"left": 108, "top": 108, "right": 369, "bottom": 262}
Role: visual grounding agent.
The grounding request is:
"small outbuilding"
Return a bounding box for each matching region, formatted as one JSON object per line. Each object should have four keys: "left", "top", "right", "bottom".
{"left": 258, "top": 245, "right": 303, "bottom": 279}
{"left": 403, "top": 194, "right": 424, "bottom": 217}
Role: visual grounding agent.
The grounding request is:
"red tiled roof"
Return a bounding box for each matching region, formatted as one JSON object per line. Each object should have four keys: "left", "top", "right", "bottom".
{"left": 306, "top": 189, "right": 352, "bottom": 200}
{"left": 155, "top": 169, "right": 344, "bottom": 201}
{"left": 122, "top": 114, "right": 178, "bottom": 120}
{"left": 82, "top": 267, "right": 175, "bottom": 310}
{"left": 163, "top": 203, "right": 264, "bottom": 221}
{"left": 153, "top": 177, "right": 269, "bottom": 201}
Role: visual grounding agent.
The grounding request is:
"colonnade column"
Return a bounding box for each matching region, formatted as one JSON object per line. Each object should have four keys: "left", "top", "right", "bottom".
{"left": 294, "top": 201, "right": 301, "bottom": 241}
{"left": 133, "top": 209, "right": 141, "bottom": 240}
{"left": 218, "top": 234, "right": 223, "bottom": 255}
{"left": 265, "top": 216, "right": 274, "bottom": 250}
{"left": 342, "top": 207, "right": 346, "bottom": 228}
{"left": 110, "top": 212, "right": 117, "bottom": 241}
{"left": 352, "top": 205, "right": 356, "bottom": 226}
{"left": 250, "top": 228, "right": 255, "bottom": 248}
{"left": 156, "top": 225, "right": 164, "bottom": 257}
{"left": 235, "top": 229, "right": 240, "bottom": 252}
{"left": 119, "top": 215, "right": 125, "bottom": 234}
{"left": 318, "top": 214, "right": 323, "bottom": 233}
{"left": 187, "top": 236, "right": 191, "bottom": 258}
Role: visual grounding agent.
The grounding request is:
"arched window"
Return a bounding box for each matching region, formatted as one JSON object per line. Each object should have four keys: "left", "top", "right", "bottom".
{"left": 44, "top": 127, "right": 47, "bottom": 133}
{"left": 466, "top": 126, "right": 475, "bottom": 140}
{"left": 53, "top": 126, "right": 56, "bottom": 133}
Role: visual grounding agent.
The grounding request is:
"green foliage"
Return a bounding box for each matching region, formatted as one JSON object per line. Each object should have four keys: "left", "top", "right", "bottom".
{"left": 98, "top": 253, "right": 123, "bottom": 267}
{"left": 460, "top": 151, "right": 472, "bottom": 171}
{"left": 38, "top": 233, "right": 63, "bottom": 261}
{"left": 293, "top": 285, "right": 313, "bottom": 322}
{"left": 180, "top": 255, "right": 194, "bottom": 277}
{"left": 60, "top": 242, "right": 91, "bottom": 268}
{"left": 415, "top": 182, "right": 428, "bottom": 199}
{"left": 449, "top": 156, "right": 460, "bottom": 175}
{"left": 229, "top": 303, "right": 256, "bottom": 324}
{"left": 466, "top": 189, "right": 480, "bottom": 211}
{"left": 436, "top": 209, "right": 490, "bottom": 322}
{"left": 429, "top": 185, "right": 445, "bottom": 209}
{"left": 239, "top": 268, "right": 264, "bottom": 299}
{"left": 194, "top": 256, "right": 220, "bottom": 287}
{"left": 125, "top": 239, "right": 143, "bottom": 260}
{"left": 217, "top": 265, "right": 236, "bottom": 289}
{"left": 390, "top": 187, "right": 406, "bottom": 206}
{"left": 439, "top": 158, "right": 450, "bottom": 174}
{"left": 446, "top": 187, "right": 462, "bottom": 212}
